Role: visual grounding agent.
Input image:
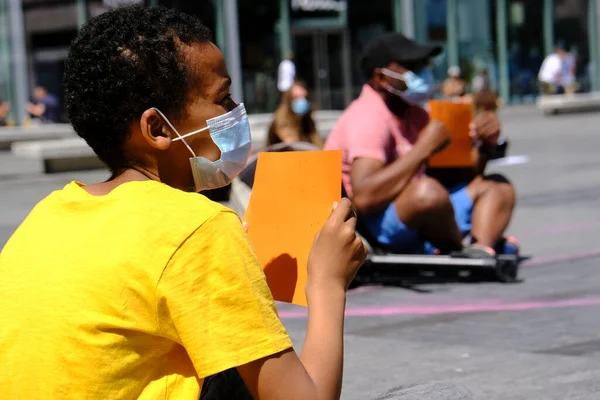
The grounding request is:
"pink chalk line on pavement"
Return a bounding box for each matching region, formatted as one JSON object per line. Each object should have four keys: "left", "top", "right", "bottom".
{"left": 277, "top": 297, "right": 600, "bottom": 319}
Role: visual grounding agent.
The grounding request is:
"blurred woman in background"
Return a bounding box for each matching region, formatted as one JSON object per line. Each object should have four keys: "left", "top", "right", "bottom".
{"left": 267, "top": 80, "right": 323, "bottom": 147}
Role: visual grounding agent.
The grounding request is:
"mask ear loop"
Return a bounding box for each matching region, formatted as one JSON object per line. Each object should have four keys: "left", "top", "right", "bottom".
{"left": 380, "top": 68, "right": 407, "bottom": 82}
{"left": 385, "top": 84, "right": 406, "bottom": 97}
{"left": 150, "top": 107, "right": 209, "bottom": 157}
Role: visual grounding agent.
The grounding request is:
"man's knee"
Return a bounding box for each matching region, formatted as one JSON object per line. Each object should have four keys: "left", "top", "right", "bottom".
{"left": 485, "top": 174, "right": 516, "bottom": 208}
{"left": 470, "top": 174, "right": 516, "bottom": 206}
{"left": 468, "top": 174, "right": 517, "bottom": 210}
{"left": 411, "top": 177, "right": 453, "bottom": 213}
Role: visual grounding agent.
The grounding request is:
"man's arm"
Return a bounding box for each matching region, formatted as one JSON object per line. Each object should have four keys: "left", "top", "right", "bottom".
{"left": 472, "top": 147, "right": 488, "bottom": 176}
{"left": 351, "top": 152, "right": 427, "bottom": 215}
{"left": 471, "top": 111, "right": 501, "bottom": 176}
{"left": 351, "top": 120, "right": 449, "bottom": 215}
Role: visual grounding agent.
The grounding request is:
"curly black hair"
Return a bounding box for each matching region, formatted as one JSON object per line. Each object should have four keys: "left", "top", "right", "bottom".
{"left": 63, "top": 5, "right": 212, "bottom": 173}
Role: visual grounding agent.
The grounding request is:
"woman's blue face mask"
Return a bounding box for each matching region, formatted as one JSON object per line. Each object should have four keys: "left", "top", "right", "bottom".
{"left": 292, "top": 97, "right": 311, "bottom": 116}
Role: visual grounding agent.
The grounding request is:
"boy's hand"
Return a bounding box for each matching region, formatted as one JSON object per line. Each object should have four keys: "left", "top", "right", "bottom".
{"left": 307, "top": 198, "right": 368, "bottom": 291}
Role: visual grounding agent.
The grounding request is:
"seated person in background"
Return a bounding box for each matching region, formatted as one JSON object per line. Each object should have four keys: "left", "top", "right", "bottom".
{"left": 267, "top": 80, "right": 323, "bottom": 148}
{"left": 472, "top": 88, "right": 501, "bottom": 114}
{"left": 560, "top": 48, "right": 578, "bottom": 95}
{"left": 441, "top": 66, "right": 467, "bottom": 99}
{"left": 538, "top": 43, "right": 567, "bottom": 95}
{"left": 0, "top": 97, "right": 9, "bottom": 126}
{"left": 471, "top": 68, "right": 491, "bottom": 94}
{"left": 325, "top": 32, "right": 518, "bottom": 256}
{"left": 26, "top": 85, "right": 61, "bottom": 123}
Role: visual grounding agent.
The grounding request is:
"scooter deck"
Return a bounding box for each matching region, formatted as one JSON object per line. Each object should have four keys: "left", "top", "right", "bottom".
{"left": 358, "top": 251, "right": 529, "bottom": 284}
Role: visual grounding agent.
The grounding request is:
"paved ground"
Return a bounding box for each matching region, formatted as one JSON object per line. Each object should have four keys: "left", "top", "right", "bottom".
{"left": 2, "top": 106, "right": 600, "bottom": 399}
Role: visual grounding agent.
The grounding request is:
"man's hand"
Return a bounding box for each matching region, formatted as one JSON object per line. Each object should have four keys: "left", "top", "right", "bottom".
{"left": 470, "top": 111, "right": 500, "bottom": 146}
{"left": 25, "top": 102, "right": 35, "bottom": 114}
{"left": 25, "top": 102, "right": 46, "bottom": 118}
{"left": 417, "top": 119, "right": 451, "bottom": 156}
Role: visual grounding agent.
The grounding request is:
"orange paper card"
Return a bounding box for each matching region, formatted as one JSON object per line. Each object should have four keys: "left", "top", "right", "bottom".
{"left": 243, "top": 150, "right": 342, "bottom": 306}
{"left": 428, "top": 100, "right": 475, "bottom": 168}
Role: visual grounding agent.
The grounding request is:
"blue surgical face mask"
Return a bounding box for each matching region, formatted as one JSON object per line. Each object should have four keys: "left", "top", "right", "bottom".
{"left": 152, "top": 103, "right": 252, "bottom": 192}
{"left": 381, "top": 68, "right": 433, "bottom": 105}
{"left": 292, "top": 97, "right": 311, "bottom": 115}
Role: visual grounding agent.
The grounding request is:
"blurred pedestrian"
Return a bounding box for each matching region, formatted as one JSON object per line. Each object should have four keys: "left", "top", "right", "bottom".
{"left": 26, "top": 85, "right": 60, "bottom": 123}
{"left": 277, "top": 51, "right": 296, "bottom": 94}
{"left": 560, "top": 46, "right": 578, "bottom": 94}
{"left": 267, "top": 80, "right": 323, "bottom": 147}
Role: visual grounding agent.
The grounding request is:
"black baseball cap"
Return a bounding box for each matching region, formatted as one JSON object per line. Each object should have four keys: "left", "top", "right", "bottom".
{"left": 360, "top": 32, "right": 443, "bottom": 79}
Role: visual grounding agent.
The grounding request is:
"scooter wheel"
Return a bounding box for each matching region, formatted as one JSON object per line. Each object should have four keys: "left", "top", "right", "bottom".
{"left": 495, "top": 260, "right": 518, "bottom": 283}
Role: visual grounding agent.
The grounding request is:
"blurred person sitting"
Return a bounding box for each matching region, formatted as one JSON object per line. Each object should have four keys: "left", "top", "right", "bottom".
{"left": 0, "top": 97, "right": 9, "bottom": 126}
{"left": 267, "top": 80, "right": 323, "bottom": 148}
{"left": 441, "top": 66, "right": 466, "bottom": 99}
{"left": 472, "top": 88, "right": 501, "bottom": 114}
{"left": 325, "top": 33, "right": 517, "bottom": 256}
{"left": 471, "top": 68, "right": 491, "bottom": 94}
{"left": 560, "top": 46, "right": 578, "bottom": 95}
{"left": 26, "top": 85, "right": 60, "bottom": 123}
{"left": 538, "top": 43, "right": 568, "bottom": 95}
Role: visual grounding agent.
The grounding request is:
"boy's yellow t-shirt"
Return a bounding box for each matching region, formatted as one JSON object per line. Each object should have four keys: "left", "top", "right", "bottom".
{"left": 0, "top": 180, "right": 292, "bottom": 399}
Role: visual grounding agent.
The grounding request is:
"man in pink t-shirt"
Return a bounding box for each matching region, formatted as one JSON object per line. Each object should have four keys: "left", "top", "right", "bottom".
{"left": 325, "top": 33, "right": 517, "bottom": 255}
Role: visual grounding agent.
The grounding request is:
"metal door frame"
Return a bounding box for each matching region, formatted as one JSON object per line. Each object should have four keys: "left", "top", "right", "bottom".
{"left": 291, "top": 27, "right": 352, "bottom": 110}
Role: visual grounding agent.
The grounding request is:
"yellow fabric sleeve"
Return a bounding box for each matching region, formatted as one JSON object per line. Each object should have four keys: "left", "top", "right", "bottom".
{"left": 156, "top": 209, "right": 293, "bottom": 378}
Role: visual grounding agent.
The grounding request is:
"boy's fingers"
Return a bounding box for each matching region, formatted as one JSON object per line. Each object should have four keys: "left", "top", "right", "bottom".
{"left": 329, "top": 198, "right": 353, "bottom": 223}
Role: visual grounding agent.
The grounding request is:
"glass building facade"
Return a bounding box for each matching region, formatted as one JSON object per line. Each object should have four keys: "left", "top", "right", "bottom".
{"left": 0, "top": 0, "right": 599, "bottom": 124}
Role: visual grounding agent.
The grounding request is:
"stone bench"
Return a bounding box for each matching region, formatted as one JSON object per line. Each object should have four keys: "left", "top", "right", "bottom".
{"left": 11, "top": 138, "right": 103, "bottom": 173}
{"left": 10, "top": 111, "right": 342, "bottom": 174}
{"left": 0, "top": 124, "right": 75, "bottom": 150}
{"left": 537, "top": 92, "right": 600, "bottom": 115}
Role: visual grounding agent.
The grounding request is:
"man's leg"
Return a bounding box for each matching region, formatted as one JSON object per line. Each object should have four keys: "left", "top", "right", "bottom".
{"left": 392, "top": 177, "right": 463, "bottom": 253}
{"left": 539, "top": 81, "right": 555, "bottom": 95}
{"left": 466, "top": 174, "right": 516, "bottom": 248}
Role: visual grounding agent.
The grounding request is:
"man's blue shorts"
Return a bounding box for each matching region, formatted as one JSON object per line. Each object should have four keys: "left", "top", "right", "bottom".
{"left": 362, "top": 183, "right": 473, "bottom": 254}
